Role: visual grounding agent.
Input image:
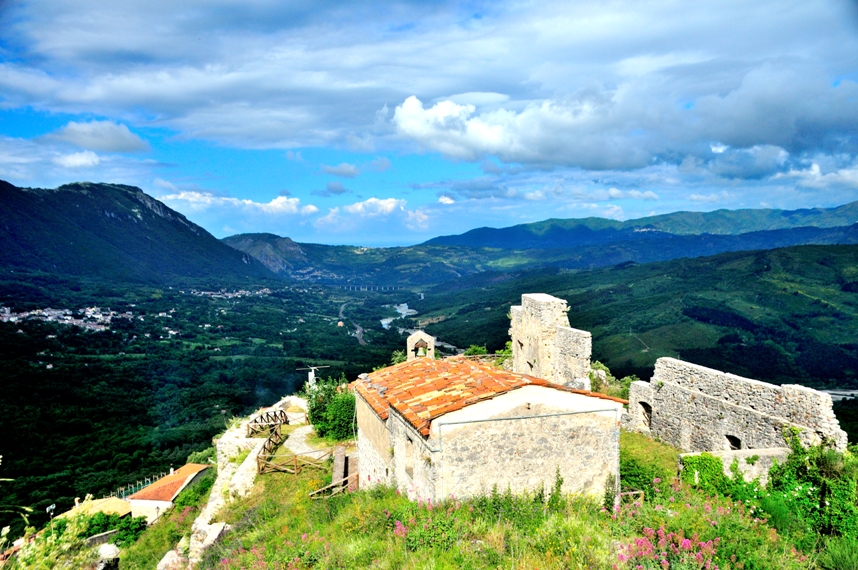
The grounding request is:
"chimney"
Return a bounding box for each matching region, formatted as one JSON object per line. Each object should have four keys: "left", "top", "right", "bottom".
{"left": 170, "top": 466, "right": 174, "bottom": 476}
{"left": 74, "top": 497, "right": 80, "bottom": 507}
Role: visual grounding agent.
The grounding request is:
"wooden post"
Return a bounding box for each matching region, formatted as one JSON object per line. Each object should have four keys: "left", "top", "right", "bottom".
{"left": 294, "top": 454, "right": 298, "bottom": 478}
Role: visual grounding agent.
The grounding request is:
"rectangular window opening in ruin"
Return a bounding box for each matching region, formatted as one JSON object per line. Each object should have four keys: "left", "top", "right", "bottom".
{"left": 726, "top": 435, "right": 741, "bottom": 451}
{"left": 640, "top": 402, "right": 652, "bottom": 430}
{"left": 405, "top": 436, "right": 414, "bottom": 479}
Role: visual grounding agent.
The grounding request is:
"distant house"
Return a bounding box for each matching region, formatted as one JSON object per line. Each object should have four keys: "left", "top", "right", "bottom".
{"left": 57, "top": 497, "right": 132, "bottom": 520}
{"left": 127, "top": 464, "right": 209, "bottom": 523}
{"left": 353, "top": 354, "right": 624, "bottom": 502}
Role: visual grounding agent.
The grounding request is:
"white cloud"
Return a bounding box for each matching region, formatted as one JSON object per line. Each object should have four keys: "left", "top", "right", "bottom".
{"left": 343, "top": 197, "right": 405, "bottom": 216}
{"left": 438, "top": 195, "right": 455, "bottom": 204}
{"left": 47, "top": 120, "right": 149, "bottom": 152}
{"left": 689, "top": 192, "right": 729, "bottom": 202}
{"left": 52, "top": 150, "right": 100, "bottom": 168}
{"left": 322, "top": 162, "right": 360, "bottom": 178}
{"left": 159, "top": 190, "right": 316, "bottom": 215}
{"left": 607, "top": 188, "right": 659, "bottom": 200}
{"left": 406, "top": 209, "right": 429, "bottom": 230}
{"left": 773, "top": 163, "right": 858, "bottom": 189}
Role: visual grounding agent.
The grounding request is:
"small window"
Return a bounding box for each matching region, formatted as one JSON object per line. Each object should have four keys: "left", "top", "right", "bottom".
{"left": 405, "top": 437, "right": 414, "bottom": 479}
{"left": 640, "top": 402, "right": 653, "bottom": 430}
{"left": 726, "top": 435, "right": 741, "bottom": 450}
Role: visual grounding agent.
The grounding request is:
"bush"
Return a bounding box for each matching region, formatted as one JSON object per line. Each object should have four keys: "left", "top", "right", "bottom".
{"left": 323, "top": 391, "right": 356, "bottom": 441}
{"left": 303, "top": 375, "right": 355, "bottom": 441}
{"left": 187, "top": 447, "right": 215, "bottom": 465}
{"left": 83, "top": 511, "right": 148, "bottom": 546}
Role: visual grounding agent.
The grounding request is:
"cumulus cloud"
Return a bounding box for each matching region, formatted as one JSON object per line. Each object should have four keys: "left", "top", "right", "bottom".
{"left": 773, "top": 163, "right": 858, "bottom": 189}
{"left": 160, "top": 190, "right": 317, "bottom": 215}
{"left": 52, "top": 150, "right": 100, "bottom": 168}
{"left": 438, "top": 195, "right": 455, "bottom": 204}
{"left": 343, "top": 197, "right": 405, "bottom": 216}
{"left": 322, "top": 162, "right": 360, "bottom": 178}
{"left": 47, "top": 120, "right": 149, "bottom": 152}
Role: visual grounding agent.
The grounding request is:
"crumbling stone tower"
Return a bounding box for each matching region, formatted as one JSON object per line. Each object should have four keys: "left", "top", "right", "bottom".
{"left": 509, "top": 293, "right": 592, "bottom": 390}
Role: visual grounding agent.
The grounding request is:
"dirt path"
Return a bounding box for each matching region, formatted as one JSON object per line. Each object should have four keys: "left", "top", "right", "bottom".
{"left": 284, "top": 425, "right": 315, "bottom": 455}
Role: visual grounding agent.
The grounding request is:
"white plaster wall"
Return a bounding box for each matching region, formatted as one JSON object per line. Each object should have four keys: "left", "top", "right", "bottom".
{"left": 428, "top": 386, "right": 621, "bottom": 438}
{"left": 129, "top": 499, "right": 172, "bottom": 524}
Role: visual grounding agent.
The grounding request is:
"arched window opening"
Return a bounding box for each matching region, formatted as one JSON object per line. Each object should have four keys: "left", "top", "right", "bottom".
{"left": 640, "top": 402, "right": 653, "bottom": 430}
{"left": 726, "top": 435, "right": 742, "bottom": 450}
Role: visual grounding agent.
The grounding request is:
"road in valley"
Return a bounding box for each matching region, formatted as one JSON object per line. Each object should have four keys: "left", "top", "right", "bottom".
{"left": 339, "top": 302, "right": 366, "bottom": 346}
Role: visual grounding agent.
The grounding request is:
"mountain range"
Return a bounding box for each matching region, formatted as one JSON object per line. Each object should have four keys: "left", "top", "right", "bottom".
{"left": 424, "top": 201, "right": 858, "bottom": 249}
{"left": 2, "top": 179, "right": 858, "bottom": 286}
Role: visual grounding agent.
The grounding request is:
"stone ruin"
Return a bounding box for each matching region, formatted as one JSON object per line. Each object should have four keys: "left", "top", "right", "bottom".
{"left": 624, "top": 357, "right": 847, "bottom": 452}
{"left": 509, "top": 293, "right": 592, "bottom": 390}
{"left": 624, "top": 357, "right": 847, "bottom": 483}
{"left": 506, "top": 292, "right": 848, "bottom": 485}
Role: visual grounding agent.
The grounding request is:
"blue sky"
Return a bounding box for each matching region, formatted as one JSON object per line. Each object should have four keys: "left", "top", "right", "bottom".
{"left": 1, "top": 1, "right": 858, "bottom": 246}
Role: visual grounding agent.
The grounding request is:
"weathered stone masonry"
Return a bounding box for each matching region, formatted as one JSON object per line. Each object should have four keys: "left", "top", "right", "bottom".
{"left": 625, "top": 357, "right": 847, "bottom": 452}
{"left": 510, "top": 293, "right": 592, "bottom": 390}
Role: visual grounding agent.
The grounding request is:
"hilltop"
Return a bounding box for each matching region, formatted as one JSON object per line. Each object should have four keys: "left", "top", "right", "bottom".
{"left": 0, "top": 180, "right": 274, "bottom": 284}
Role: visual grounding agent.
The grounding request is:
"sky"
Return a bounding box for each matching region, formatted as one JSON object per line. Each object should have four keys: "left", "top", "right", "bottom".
{"left": 1, "top": 1, "right": 858, "bottom": 246}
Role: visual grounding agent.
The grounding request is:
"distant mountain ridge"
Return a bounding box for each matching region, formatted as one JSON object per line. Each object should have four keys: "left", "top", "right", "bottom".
{"left": 0, "top": 180, "right": 274, "bottom": 283}
{"left": 224, "top": 225, "right": 858, "bottom": 286}
{"left": 424, "top": 201, "right": 858, "bottom": 249}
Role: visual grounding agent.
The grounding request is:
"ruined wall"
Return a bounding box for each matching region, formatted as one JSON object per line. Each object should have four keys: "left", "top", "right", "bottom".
{"left": 679, "top": 448, "right": 789, "bottom": 487}
{"left": 510, "top": 293, "right": 592, "bottom": 389}
{"left": 624, "top": 357, "right": 847, "bottom": 452}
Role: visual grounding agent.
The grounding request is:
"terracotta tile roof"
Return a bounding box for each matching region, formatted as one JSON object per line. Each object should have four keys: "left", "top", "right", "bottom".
{"left": 58, "top": 497, "right": 132, "bottom": 519}
{"left": 352, "top": 357, "right": 627, "bottom": 437}
{"left": 128, "top": 463, "right": 209, "bottom": 502}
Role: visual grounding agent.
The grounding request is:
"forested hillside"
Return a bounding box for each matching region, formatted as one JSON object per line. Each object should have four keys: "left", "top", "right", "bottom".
{"left": 0, "top": 181, "right": 273, "bottom": 283}
{"left": 418, "top": 244, "right": 858, "bottom": 389}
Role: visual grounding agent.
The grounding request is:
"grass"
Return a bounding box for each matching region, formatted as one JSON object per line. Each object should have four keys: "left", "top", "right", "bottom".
{"left": 192, "top": 431, "right": 808, "bottom": 570}
{"left": 304, "top": 429, "right": 356, "bottom": 452}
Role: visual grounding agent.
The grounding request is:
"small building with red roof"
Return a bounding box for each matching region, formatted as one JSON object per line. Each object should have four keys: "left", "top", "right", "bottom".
{"left": 353, "top": 328, "right": 626, "bottom": 502}
{"left": 128, "top": 463, "right": 209, "bottom": 523}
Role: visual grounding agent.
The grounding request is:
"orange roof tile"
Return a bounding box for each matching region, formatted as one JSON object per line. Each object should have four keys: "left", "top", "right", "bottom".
{"left": 352, "top": 357, "right": 627, "bottom": 437}
{"left": 128, "top": 463, "right": 209, "bottom": 502}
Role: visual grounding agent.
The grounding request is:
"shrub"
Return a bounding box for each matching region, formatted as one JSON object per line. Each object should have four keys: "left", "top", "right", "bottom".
{"left": 187, "top": 447, "right": 215, "bottom": 465}
{"left": 819, "top": 535, "right": 858, "bottom": 570}
{"left": 323, "top": 391, "right": 356, "bottom": 441}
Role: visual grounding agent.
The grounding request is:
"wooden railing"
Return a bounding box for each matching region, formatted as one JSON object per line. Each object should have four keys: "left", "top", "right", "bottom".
{"left": 257, "top": 447, "right": 334, "bottom": 475}
{"left": 247, "top": 409, "right": 289, "bottom": 437}
{"left": 308, "top": 472, "right": 359, "bottom": 499}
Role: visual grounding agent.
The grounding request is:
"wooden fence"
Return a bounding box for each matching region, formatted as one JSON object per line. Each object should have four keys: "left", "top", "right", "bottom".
{"left": 247, "top": 409, "right": 289, "bottom": 437}
{"left": 257, "top": 447, "right": 333, "bottom": 475}
{"left": 308, "top": 472, "right": 359, "bottom": 499}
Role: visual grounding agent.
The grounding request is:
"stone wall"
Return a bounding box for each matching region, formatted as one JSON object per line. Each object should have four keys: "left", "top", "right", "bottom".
{"left": 509, "top": 293, "right": 591, "bottom": 389}
{"left": 356, "top": 397, "right": 392, "bottom": 487}
{"left": 438, "top": 404, "right": 618, "bottom": 500}
{"left": 624, "top": 357, "right": 847, "bottom": 452}
{"left": 679, "top": 448, "right": 789, "bottom": 487}
{"left": 389, "top": 409, "right": 440, "bottom": 500}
